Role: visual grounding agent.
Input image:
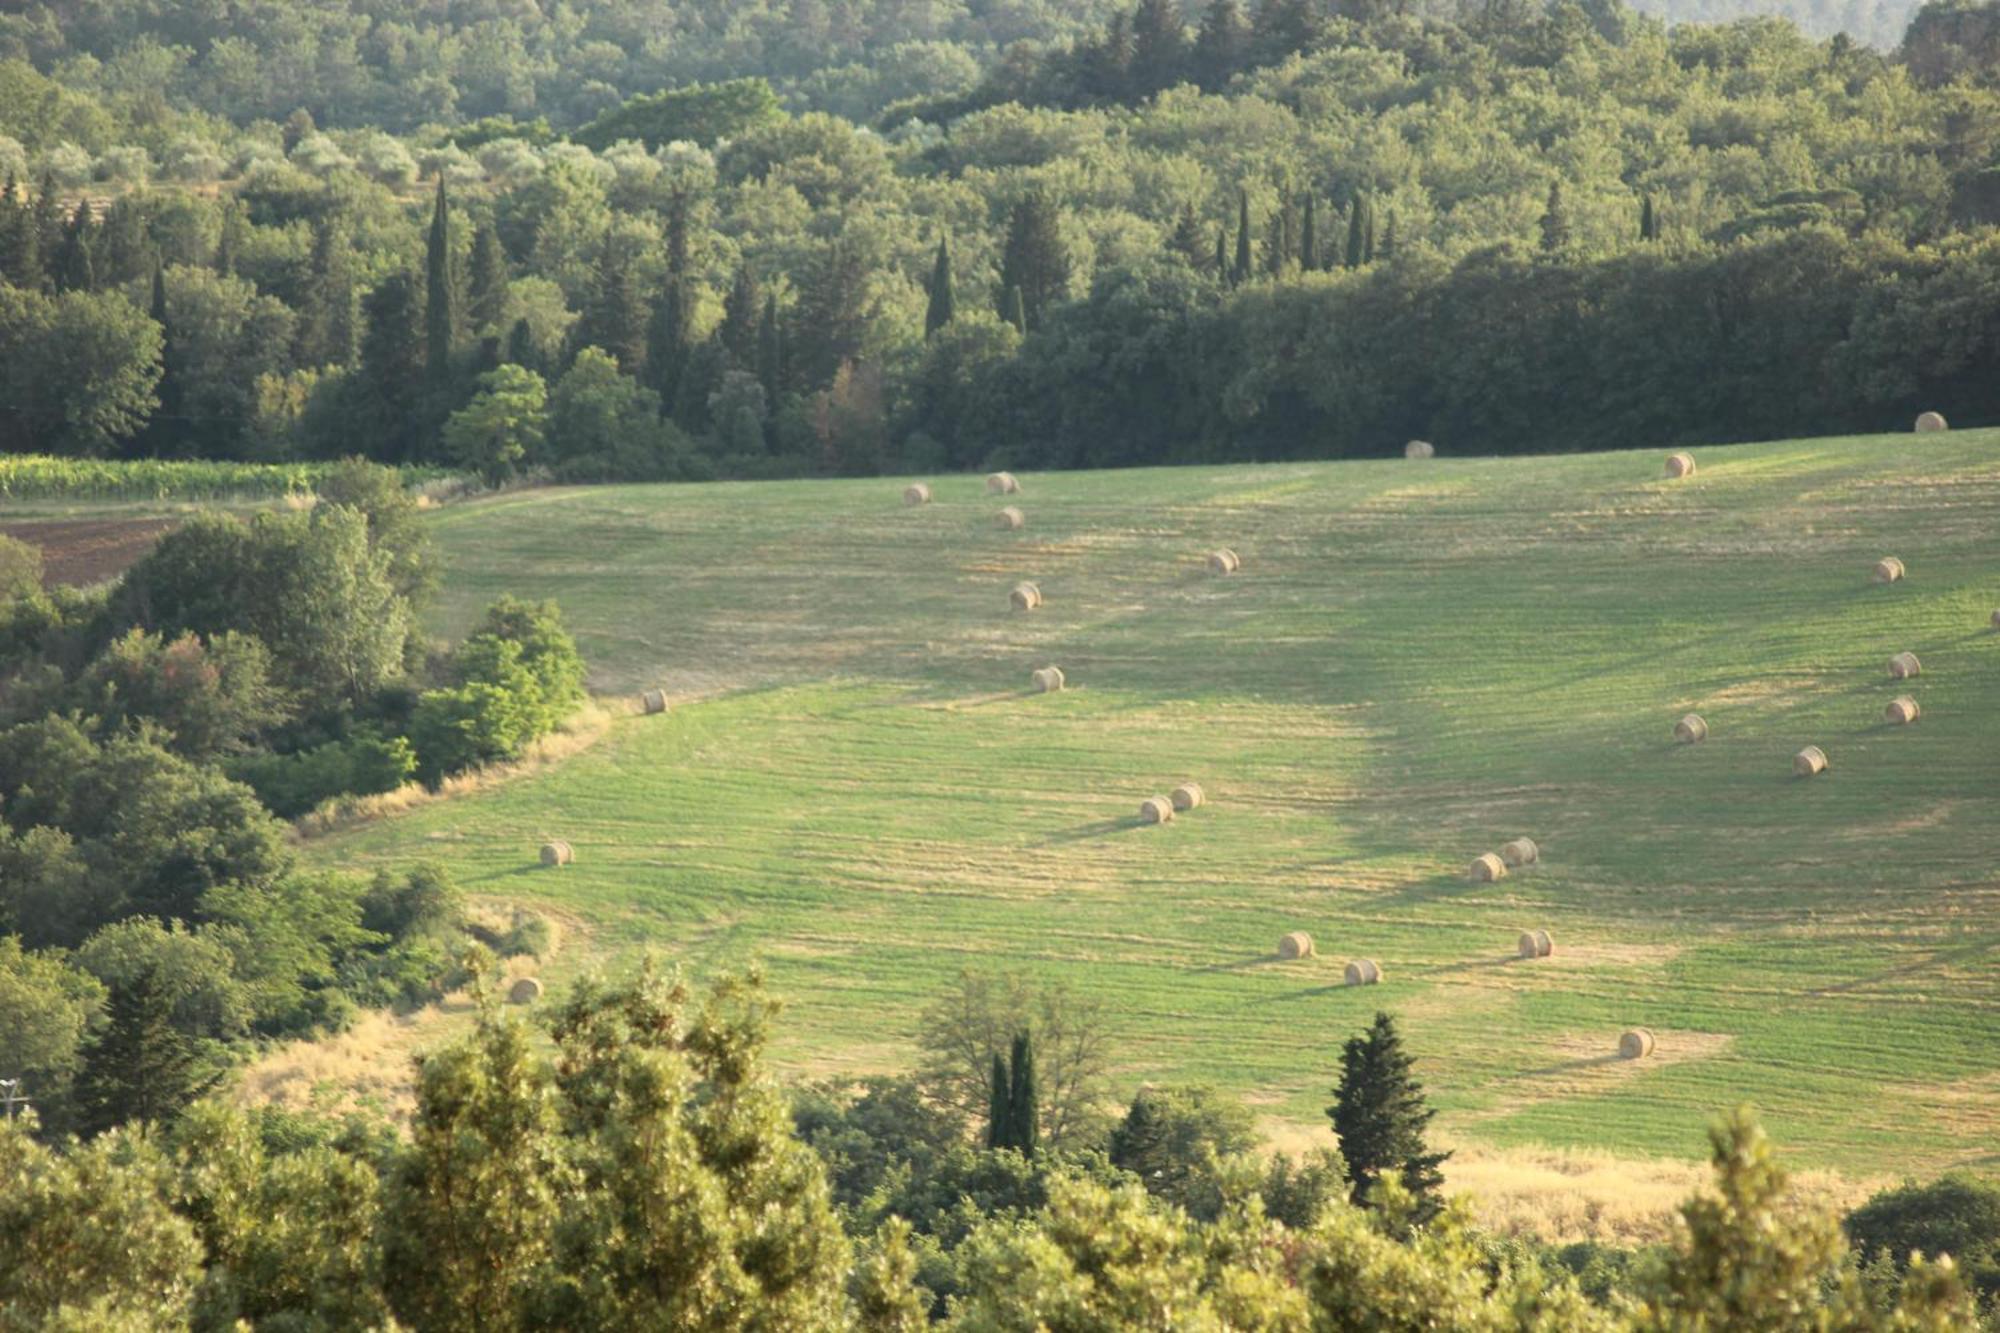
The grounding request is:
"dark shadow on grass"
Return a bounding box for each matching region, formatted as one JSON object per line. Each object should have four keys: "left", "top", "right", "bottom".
{"left": 1264, "top": 983, "right": 1366, "bottom": 1003}
{"left": 1031, "top": 818, "right": 1136, "bottom": 848}
{"left": 1809, "top": 936, "right": 2000, "bottom": 997}
{"left": 1425, "top": 955, "right": 1521, "bottom": 976}
{"left": 1516, "top": 1053, "right": 1628, "bottom": 1078}
{"left": 1192, "top": 953, "right": 1285, "bottom": 974}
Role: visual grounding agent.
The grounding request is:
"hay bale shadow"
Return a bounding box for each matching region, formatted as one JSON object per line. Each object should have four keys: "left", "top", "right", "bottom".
{"left": 1031, "top": 818, "right": 1132, "bottom": 848}
{"left": 1518, "top": 1052, "right": 1627, "bottom": 1078}
{"left": 1193, "top": 953, "right": 1287, "bottom": 974}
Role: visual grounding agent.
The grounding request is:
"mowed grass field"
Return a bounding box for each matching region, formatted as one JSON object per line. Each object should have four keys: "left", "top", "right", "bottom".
{"left": 313, "top": 434, "right": 2000, "bottom": 1179}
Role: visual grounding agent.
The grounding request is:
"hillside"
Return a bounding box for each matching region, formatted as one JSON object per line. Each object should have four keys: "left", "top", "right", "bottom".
{"left": 303, "top": 433, "right": 2000, "bottom": 1184}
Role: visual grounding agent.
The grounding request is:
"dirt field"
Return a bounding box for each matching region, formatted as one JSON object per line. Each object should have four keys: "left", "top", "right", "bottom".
{"left": 0, "top": 517, "right": 177, "bottom": 587}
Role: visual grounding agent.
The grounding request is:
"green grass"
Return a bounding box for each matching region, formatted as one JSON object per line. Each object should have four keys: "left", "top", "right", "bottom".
{"left": 316, "top": 434, "right": 2000, "bottom": 1175}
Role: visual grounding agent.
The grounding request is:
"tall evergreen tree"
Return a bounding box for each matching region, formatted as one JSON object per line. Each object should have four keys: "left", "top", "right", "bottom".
{"left": 1253, "top": 0, "right": 1322, "bottom": 61}
{"left": 506, "top": 317, "right": 540, "bottom": 377}
{"left": 1363, "top": 197, "right": 1377, "bottom": 264}
{"left": 1640, "top": 193, "right": 1659, "bottom": 242}
{"left": 986, "top": 1051, "right": 1012, "bottom": 1149}
{"left": 302, "top": 214, "right": 359, "bottom": 368}
{"left": 1193, "top": 0, "right": 1250, "bottom": 90}
{"left": 1169, "top": 202, "right": 1207, "bottom": 270}
{"left": 96, "top": 194, "right": 151, "bottom": 287}
{"left": 722, "top": 263, "right": 763, "bottom": 360}
{"left": 0, "top": 174, "right": 35, "bottom": 288}
{"left": 425, "top": 177, "right": 460, "bottom": 382}
{"left": 794, "top": 236, "right": 870, "bottom": 384}
{"left": 924, "top": 236, "right": 956, "bottom": 337}
{"left": 213, "top": 201, "right": 244, "bottom": 277}
{"left": 359, "top": 271, "right": 427, "bottom": 461}
{"left": 1213, "top": 226, "right": 1228, "bottom": 281}
{"left": 1344, "top": 194, "right": 1368, "bottom": 268}
{"left": 643, "top": 276, "right": 691, "bottom": 407}
{"left": 1132, "top": 0, "right": 1189, "bottom": 96}
{"left": 75, "top": 967, "right": 217, "bottom": 1136}
{"left": 1264, "top": 203, "right": 1293, "bottom": 277}
{"left": 144, "top": 264, "right": 184, "bottom": 456}
{"left": 1007, "top": 1031, "right": 1039, "bottom": 1156}
{"left": 582, "top": 231, "right": 647, "bottom": 375}
{"left": 1300, "top": 194, "right": 1319, "bottom": 271}
{"left": 51, "top": 204, "right": 93, "bottom": 293}
{"left": 29, "top": 171, "right": 62, "bottom": 290}
{"left": 1379, "top": 209, "right": 1399, "bottom": 260}
{"left": 1090, "top": 13, "right": 1136, "bottom": 100}
{"left": 1540, "top": 179, "right": 1570, "bottom": 254}
{"left": 999, "top": 193, "right": 1071, "bottom": 331}
{"left": 757, "top": 292, "right": 783, "bottom": 399}
{"left": 1002, "top": 283, "right": 1027, "bottom": 337}
{"left": 1327, "top": 1011, "right": 1449, "bottom": 1217}
{"left": 1231, "top": 189, "right": 1252, "bottom": 285}
{"left": 468, "top": 223, "right": 509, "bottom": 336}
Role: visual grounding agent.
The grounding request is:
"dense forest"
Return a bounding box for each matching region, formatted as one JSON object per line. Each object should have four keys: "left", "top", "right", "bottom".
{"left": 6, "top": 0, "right": 2000, "bottom": 477}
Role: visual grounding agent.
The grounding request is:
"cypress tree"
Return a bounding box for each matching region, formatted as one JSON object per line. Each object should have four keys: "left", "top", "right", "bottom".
{"left": 51, "top": 204, "right": 93, "bottom": 293}
{"left": 583, "top": 230, "right": 647, "bottom": 375}
{"left": 1344, "top": 194, "right": 1367, "bottom": 268}
{"left": 1640, "top": 193, "right": 1658, "bottom": 242}
{"left": 214, "top": 201, "right": 243, "bottom": 277}
{"left": 1363, "top": 196, "right": 1376, "bottom": 264}
{"left": 1300, "top": 194, "right": 1319, "bottom": 271}
{"left": 986, "top": 1051, "right": 1012, "bottom": 1149}
{"left": 644, "top": 276, "right": 691, "bottom": 407}
{"left": 1265, "top": 203, "right": 1292, "bottom": 277}
{"left": 30, "top": 171, "right": 61, "bottom": 289}
{"left": 1327, "top": 1011, "right": 1450, "bottom": 1218}
{"left": 1131, "top": 0, "right": 1188, "bottom": 97}
{"left": 1380, "top": 209, "right": 1399, "bottom": 260}
{"left": 1193, "top": 0, "right": 1249, "bottom": 91}
{"left": 303, "top": 214, "right": 359, "bottom": 368}
{"left": 75, "top": 968, "right": 217, "bottom": 1136}
{"left": 360, "top": 271, "right": 427, "bottom": 461}
{"left": 506, "top": 317, "right": 540, "bottom": 376}
{"left": 1213, "top": 226, "right": 1228, "bottom": 282}
{"left": 1002, "top": 283, "right": 1027, "bottom": 337}
{"left": 1231, "top": 189, "right": 1251, "bottom": 285}
{"left": 1168, "top": 202, "right": 1207, "bottom": 269}
{"left": 425, "top": 177, "right": 460, "bottom": 381}
{"left": 757, "top": 292, "right": 783, "bottom": 399}
{"left": 1007, "top": 1031, "right": 1039, "bottom": 1155}
{"left": 722, "top": 263, "right": 762, "bottom": 361}
{"left": 145, "top": 264, "right": 184, "bottom": 455}
{"left": 96, "top": 194, "right": 150, "bottom": 287}
{"left": 1539, "top": 180, "right": 1570, "bottom": 254}
{"left": 924, "top": 236, "right": 956, "bottom": 338}
{"left": 999, "top": 192, "right": 1070, "bottom": 331}
{"left": 468, "top": 223, "right": 509, "bottom": 336}
{"left": 0, "top": 174, "right": 34, "bottom": 288}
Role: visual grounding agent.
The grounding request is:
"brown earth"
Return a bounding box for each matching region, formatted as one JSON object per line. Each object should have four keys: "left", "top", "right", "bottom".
{"left": 0, "top": 518, "right": 177, "bottom": 588}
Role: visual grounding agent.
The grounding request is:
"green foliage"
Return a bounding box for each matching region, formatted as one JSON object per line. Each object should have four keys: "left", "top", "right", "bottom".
{"left": 72, "top": 628, "right": 290, "bottom": 761}
{"left": 444, "top": 363, "right": 548, "bottom": 486}
{"left": 917, "top": 969, "right": 1112, "bottom": 1152}
{"left": 1108, "top": 1084, "right": 1260, "bottom": 1222}
{"left": 227, "top": 731, "right": 418, "bottom": 819}
{"left": 408, "top": 596, "right": 583, "bottom": 784}
{"left": 74, "top": 965, "right": 223, "bottom": 1135}
{"left": 0, "top": 284, "right": 160, "bottom": 457}
{"left": 0, "top": 457, "right": 376, "bottom": 503}
{"left": 575, "top": 78, "right": 787, "bottom": 151}
{"left": 0, "top": 936, "right": 102, "bottom": 1136}
{"left": 1328, "top": 1012, "right": 1449, "bottom": 1218}
{"left": 1847, "top": 1175, "right": 2000, "bottom": 1302}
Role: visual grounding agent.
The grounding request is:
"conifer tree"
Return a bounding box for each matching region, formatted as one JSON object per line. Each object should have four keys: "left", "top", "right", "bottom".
{"left": 723, "top": 263, "right": 763, "bottom": 360}
{"left": 30, "top": 171, "right": 61, "bottom": 289}
{"left": 303, "top": 215, "right": 359, "bottom": 367}
{"left": 1327, "top": 1011, "right": 1449, "bottom": 1217}
{"left": 51, "top": 204, "right": 93, "bottom": 293}
{"left": 468, "top": 223, "right": 509, "bottom": 336}
{"left": 425, "top": 177, "right": 460, "bottom": 382}
{"left": 75, "top": 968, "right": 217, "bottom": 1136}
{"left": 1002, "top": 284, "right": 1027, "bottom": 337}
{"left": 1213, "top": 226, "right": 1228, "bottom": 281}
{"left": 1363, "top": 197, "right": 1377, "bottom": 264}
{"left": 144, "top": 264, "right": 184, "bottom": 455}
{"left": 1640, "top": 193, "right": 1659, "bottom": 242}
{"left": 1169, "top": 202, "right": 1207, "bottom": 269}
{"left": 1193, "top": 0, "right": 1249, "bottom": 90}
{"left": 1344, "top": 194, "right": 1367, "bottom": 268}
{"left": 924, "top": 236, "right": 956, "bottom": 337}
{"left": 986, "top": 1051, "right": 1012, "bottom": 1150}
{"left": 213, "top": 201, "right": 244, "bottom": 277}
{"left": 506, "top": 318, "right": 540, "bottom": 377}
{"left": 757, "top": 292, "right": 783, "bottom": 399}
{"left": 644, "top": 276, "right": 691, "bottom": 407}
{"left": 359, "top": 271, "right": 427, "bottom": 461}
{"left": 1232, "top": 189, "right": 1252, "bottom": 284}
{"left": 1132, "top": 0, "right": 1189, "bottom": 97}
{"left": 1300, "top": 194, "right": 1319, "bottom": 271}
{"left": 582, "top": 231, "right": 647, "bottom": 375}
{"left": 1265, "top": 203, "right": 1292, "bottom": 277}
{"left": 1540, "top": 179, "right": 1570, "bottom": 254}
{"left": 1379, "top": 209, "right": 1399, "bottom": 260}
{"left": 0, "top": 174, "right": 34, "bottom": 288}
{"left": 1007, "top": 1031, "right": 1039, "bottom": 1155}
{"left": 999, "top": 192, "right": 1070, "bottom": 331}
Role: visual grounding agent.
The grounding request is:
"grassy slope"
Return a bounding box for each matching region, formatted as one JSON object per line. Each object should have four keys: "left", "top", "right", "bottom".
{"left": 316, "top": 434, "right": 2000, "bottom": 1175}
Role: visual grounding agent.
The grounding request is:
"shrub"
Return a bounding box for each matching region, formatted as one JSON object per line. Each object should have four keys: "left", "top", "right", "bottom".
{"left": 228, "top": 731, "right": 418, "bottom": 818}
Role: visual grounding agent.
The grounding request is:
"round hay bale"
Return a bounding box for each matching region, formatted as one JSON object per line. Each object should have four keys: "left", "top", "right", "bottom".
{"left": 1170, "top": 782, "right": 1205, "bottom": 812}
{"left": 641, "top": 689, "right": 669, "bottom": 715}
{"left": 508, "top": 977, "right": 544, "bottom": 1005}
{"left": 903, "top": 483, "right": 932, "bottom": 507}
{"left": 1207, "top": 549, "right": 1241, "bottom": 575}
{"left": 1664, "top": 452, "right": 1696, "bottom": 479}
{"left": 1405, "top": 440, "right": 1435, "bottom": 460}
{"left": 1991, "top": 609, "right": 2000, "bottom": 630}
{"left": 985, "top": 471, "right": 1021, "bottom": 494}
{"left": 1874, "top": 556, "right": 1905, "bottom": 584}
{"left": 995, "top": 506, "right": 1025, "bottom": 530}
{"left": 1343, "top": 959, "right": 1383, "bottom": 986}
{"left": 1915, "top": 411, "right": 1948, "bottom": 433}
{"left": 1010, "top": 582, "right": 1042, "bottom": 611}
{"left": 1618, "top": 1028, "right": 1656, "bottom": 1060}
{"left": 1139, "top": 796, "right": 1175, "bottom": 825}
{"left": 1885, "top": 695, "right": 1920, "bottom": 725}
{"left": 1500, "top": 837, "right": 1540, "bottom": 868}
{"left": 1469, "top": 852, "right": 1508, "bottom": 883}
{"left": 1888, "top": 651, "right": 1921, "bottom": 680}
{"left": 1278, "top": 931, "right": 1314, "bottom": 960}
{"left": 1534, "top": 929, "right": 1554, "bottom": 957}
{"left": 1793, "top": 746, "right": 1828, "bottom": 778}
{"left": 1517, "top": 931, "right": 1541, "bottom": 960}
{"left": 1675, "top": 714, "right": 1709, "bottom": 744}
{"left": 1031, "top": 666, "right": 1065, "bottom": 693}
{"left": 539, "top": 840, "right": 573, "bottom": 867}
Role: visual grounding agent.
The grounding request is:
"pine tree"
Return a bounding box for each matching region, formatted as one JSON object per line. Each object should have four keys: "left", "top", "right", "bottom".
{"left": 468, "top": 223, "right": 509, "bottom": 336}
{"left": 359, "top": 272, "right": 427, "bottom": 462}
{"left": 1090, "top": 13, "right": 1136, "bottom": 101}
{"left": 145, "top": 264, "right": 184, "bottom": 456}
{"left": 722, "top": 263, "right": 763, "bottom": 361}
{"left": 302, "top": 214, "right": 359, "bottom": 368}
{"left": 1213, "top": 227, "right": 1228, "bottom": 282}
{"left": 1169, "top": 202, "right": 1207, "bottom": 269}
{"left": 75, "top": 968, "right": 217, "bottom": 1136}
{"left": 1363, "top": 197, "right": 1377, "bottom": 264}
{"left": 1007, "top": 1031, "right": 1039, "bottom": 1155}
{"left": 1232, "top": 189, "right": 1252, "bottom": 285}
{"left": 794, "top": 237, "right": 870, "bottom": 384}
{"left": 1540, "top": 180, "right": 1570, "bottom": 254}
{"left": 644, "top": 276, "right": 691, "bottom": 407}
{"left": 1132, "top": 0, "right": 1188, "bottom": 97}
{"left": 30, "top": 171, "right": 62, "bottom": 290}
{"left": 1193, "top": 0, "right": 1249, "bottom": 90}
{"left": 425, "top": 177, "right": 460, "bottom": 382}
{"left": 1300, "top": 194, "right": 1319, "bottom": 271}
{"left": 1326, "top": 1011, "right": 1449, "bottom": 1217}
{"left": 1379, "top": 209, "right": 1399, "bottom": 260}
{"left": 1264, "top": 203, "right": 1292, "bottom": 277}
{"left": 1344, "top": 194, "right": 1367, "bottom": 268}
{"left": 51, "top": 204, "right": 93, "bottom": 293}
{"left": 757, "top": 292, "right": 783, "bottom": 399}
{"left": 1640, "top": 193, "right": 1659, "bottom": 242}
{"left": 999, "top": 192, "right": 1071, "bottom": 331}
{"left": 986, "top": 1051, "right": 1012, "bottom": 1149}
{"left": 1002, "top": 284, "right": 1027, "bottom": 337}
{"left": 96, "top": 194, "right": 151, "bottom": 287}
{"left": 582, "top": 231, "right": 647, "bottom": 375}
{"left": 924, "top": 236, "right": 956, "bottom": 338}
